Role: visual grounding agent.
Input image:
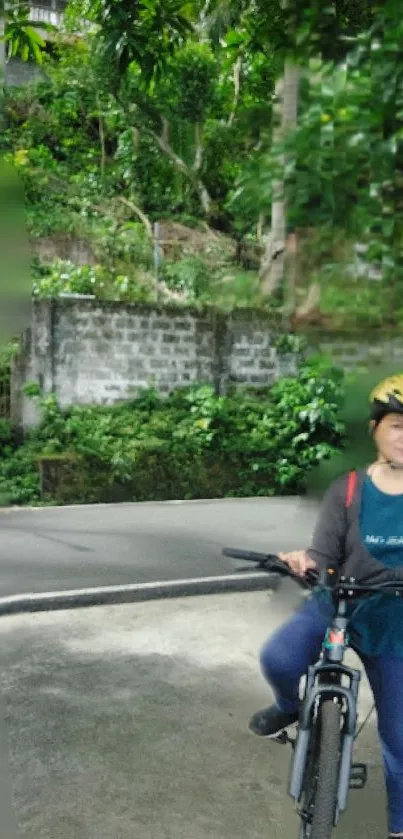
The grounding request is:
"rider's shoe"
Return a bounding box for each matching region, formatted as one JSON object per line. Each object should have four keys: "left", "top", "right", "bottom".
{"left": 249, "top": 704, "right": 298, "bottom": 737}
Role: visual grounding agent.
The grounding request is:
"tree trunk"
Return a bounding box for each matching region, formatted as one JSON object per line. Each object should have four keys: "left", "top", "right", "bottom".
{"left": 283, "top": 230, "right": 298, "bottom": 317}
{"left": 151, "top": 118, "right": 212, "bottom": 216}
{"left": 228, "top": 54, "right": 242, "bottom": 126}
{"left": 259, "top": 62, "right": 300, "bottom": 296}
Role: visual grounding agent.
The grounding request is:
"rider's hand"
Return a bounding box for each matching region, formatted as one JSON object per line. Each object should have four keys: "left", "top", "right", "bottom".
{"left": 278, "top": 550, "right": 317, "bottom": 578}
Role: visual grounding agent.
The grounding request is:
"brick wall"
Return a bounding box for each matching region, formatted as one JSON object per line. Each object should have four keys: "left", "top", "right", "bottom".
{"left": 13, "top": 299, "right": 290, "bottom": 426}
{"left": 307, "top": 330, "right": 403, "bottom": 369}
{"left": 13, "top": 299, "right": 403, "bottom": 428}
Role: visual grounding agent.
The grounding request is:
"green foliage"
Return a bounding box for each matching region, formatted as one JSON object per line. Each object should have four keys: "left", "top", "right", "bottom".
{"left": 206, "top": 269, "right": 267, "bottom": 310}
{"left": 274, "top": 333, "right": 308, "bottom": 357}
{"left": 167, "top": 43, "right": 218, "bottom": 123}
{"left": 0, "top": 445, "right": 41, "bottom": 505}
{"left": 162, "top": 256, "right": 211, "bottom": 298}
{"left": 2, "top": 1, "right": 54, "bottom": 64}
{"left": 0, "top": 419, "right": 13, "bottom": 451}
{"left": 320, "top": 270, "right": 397, "bottom": 329}
{"left": 202, "top": 121, "right": 247, "bottom": 206}
{"left": 72, "top": 0, "right": 193, "bottom": 86}
{"left": 0, "top": 341, "right": 19, "bottom": 366}
{"left": 2, "top": 0, "right": 400, "bottom": 326}
{"left": 306, "top": 360, "right": 392, "bottom": 496}
{"left": 2, "top": 22, "right": 268, "bottom": 236}
{"left": 32, "top": 261, "right": 99, "bottom": 297}
{"left": 282, "top": 0, "right": 375, "bottom": 62}
{"left": 90, "top": 221, "right": 153, "bottom": 271}
{"left": 32, "top": 259, "right": 155, "bottom": 302}
{"left": 0, "top": 359, "right": 345, "bottom": 505}
{"left": 23, "top": 381, "right": 42, "bottom": 398}
{"left": 232, "top": 0, "right": 403, "bottom": 325}
{"left": 292, "top": 5, "right": 403, "bottom": 320}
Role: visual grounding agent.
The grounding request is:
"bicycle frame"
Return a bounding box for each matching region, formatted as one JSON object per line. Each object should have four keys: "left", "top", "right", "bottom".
{"left": 288, "top": 595, "right": 365, "bottom": 823}
{"left": 221, "top": 546, "right": 403, "bottom": 836}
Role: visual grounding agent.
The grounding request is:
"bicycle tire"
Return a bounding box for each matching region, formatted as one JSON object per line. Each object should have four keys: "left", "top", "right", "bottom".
{"left": 298, "top": 700, "right": 342, "bottom": 839}
{"left": 310, "top": 700, "right": 342, "bottom": 839}
{"left": 298, "top": 717, "right": 321, "bottom": 839}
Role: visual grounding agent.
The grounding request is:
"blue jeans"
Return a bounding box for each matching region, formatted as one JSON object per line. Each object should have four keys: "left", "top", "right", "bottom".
{"left": 260, "top": 597, "right": 403, "bottom": 834}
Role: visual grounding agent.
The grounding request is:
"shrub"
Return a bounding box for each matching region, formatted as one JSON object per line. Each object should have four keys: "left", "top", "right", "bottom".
{"left": 162, "top": 257, "right": 211, "bottom": 298}
{"left": 0, "top": 419, "right": 13, "bottom": 451}
{"left": 32, "top": 259, "right": 153, "bottom": 303}
{"left": 0, "top": 358, "right": 345, "bottom": 505}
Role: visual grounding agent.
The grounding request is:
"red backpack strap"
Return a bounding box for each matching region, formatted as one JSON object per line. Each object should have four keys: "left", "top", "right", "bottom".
{"left": 345, "top": 470, "right": 357, "bottom": 508}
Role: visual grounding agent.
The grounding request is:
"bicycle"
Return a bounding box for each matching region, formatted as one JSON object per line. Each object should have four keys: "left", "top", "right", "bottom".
{"left": 222, "top": 546, "right": 403, "bottom": 839}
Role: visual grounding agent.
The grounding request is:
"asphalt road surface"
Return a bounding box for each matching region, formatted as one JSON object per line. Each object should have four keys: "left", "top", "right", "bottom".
{"left": 0, "top": 497, "right": 319, "bottom": 597}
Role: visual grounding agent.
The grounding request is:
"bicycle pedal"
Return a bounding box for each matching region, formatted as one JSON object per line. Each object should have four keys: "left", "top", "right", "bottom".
{"left": 349, "top": 763, "right": 367, "bottom": 789}
{"left": 272, "top": 730, "right": 295, "bottom": 746}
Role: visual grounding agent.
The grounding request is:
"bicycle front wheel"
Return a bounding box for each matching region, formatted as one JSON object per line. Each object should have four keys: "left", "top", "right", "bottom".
{"left": 298, "top": 698, "right": 342, "bottom": 839}
{"left": 309, "top": 699, "right": 342, "bottom": 839}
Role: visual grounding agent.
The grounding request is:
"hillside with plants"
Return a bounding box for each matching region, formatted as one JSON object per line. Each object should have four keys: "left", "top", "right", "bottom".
{"left": 0, "top": 0, "right": 402, "bottom": 505}
{"left": 1, "top": 0, "right": 402, "bottom": 327}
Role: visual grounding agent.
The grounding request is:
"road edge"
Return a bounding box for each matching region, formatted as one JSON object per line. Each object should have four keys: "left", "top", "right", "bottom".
{"left": 0, "top": 572, "right": 279, "bottom": 617}
{"left": 0, "top": 496, "right": 302, "bottom": 513}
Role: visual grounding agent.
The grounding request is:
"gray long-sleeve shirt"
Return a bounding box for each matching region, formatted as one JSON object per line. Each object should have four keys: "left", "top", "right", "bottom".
{"left": 307, "top": 468, "right": 403, "bottom": 585}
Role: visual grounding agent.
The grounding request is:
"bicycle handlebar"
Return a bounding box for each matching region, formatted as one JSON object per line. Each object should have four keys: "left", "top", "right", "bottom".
{"left": 222, "top": 547, "right": 284, "bottom": 566}
{"left": 222, "top": 547, "right": 403, "bottom": 599}
{"left": 222, "top": 547, "right": 318, "bottom": 589}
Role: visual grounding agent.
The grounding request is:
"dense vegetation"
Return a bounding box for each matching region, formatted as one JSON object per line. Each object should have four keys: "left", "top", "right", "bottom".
{"left": 0, "top": 356, "right": 345, "bottom": 505}
{"left": 0, "top": 0, "right": 400, "bottom": 504}
{"left": 1, "top": 0, "right": 402, "bottom": 326}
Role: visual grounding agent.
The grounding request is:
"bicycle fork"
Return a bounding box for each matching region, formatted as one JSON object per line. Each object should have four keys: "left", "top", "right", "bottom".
{"left": 288, "top": 661, "right": 364, "bottom": 821}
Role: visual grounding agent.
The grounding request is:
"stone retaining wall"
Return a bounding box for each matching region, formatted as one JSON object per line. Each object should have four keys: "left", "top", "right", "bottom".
{"left": 12, "top": 299, "right": 292, "bottom": 426}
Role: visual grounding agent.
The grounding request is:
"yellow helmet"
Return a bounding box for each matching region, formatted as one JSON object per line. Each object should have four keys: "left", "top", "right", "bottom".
{"left": 370, "top": 374, "right": 403, "bottom": 425}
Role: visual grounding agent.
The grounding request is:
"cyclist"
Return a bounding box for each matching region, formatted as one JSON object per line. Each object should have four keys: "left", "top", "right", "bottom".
{"left": 249, "top": 374, "right": 403, "bottom": 839}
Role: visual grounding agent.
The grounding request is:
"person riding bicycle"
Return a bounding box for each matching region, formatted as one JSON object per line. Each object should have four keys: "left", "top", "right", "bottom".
{"left": 250, "top": 374, "right": 403, "bottom": 839}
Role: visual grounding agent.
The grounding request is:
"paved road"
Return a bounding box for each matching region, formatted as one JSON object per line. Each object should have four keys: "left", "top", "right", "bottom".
{"left": 0, "top": 592, "right": 385, "bottom": 839}
{"left": 0, "top": 498, "right": 319, "bottom": 596}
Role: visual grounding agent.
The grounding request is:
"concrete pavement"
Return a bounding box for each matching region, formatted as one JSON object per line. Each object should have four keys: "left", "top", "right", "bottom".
{"left": 0, "top": 590, "right": 387, "bottom": 838}
{"left": 0, "top": 497, "right": 319, "bottom": 597}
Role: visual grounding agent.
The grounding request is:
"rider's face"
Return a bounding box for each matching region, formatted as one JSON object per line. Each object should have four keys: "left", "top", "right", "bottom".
{"left": 373, "top": 413, "right": 403, "bottom": 466}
